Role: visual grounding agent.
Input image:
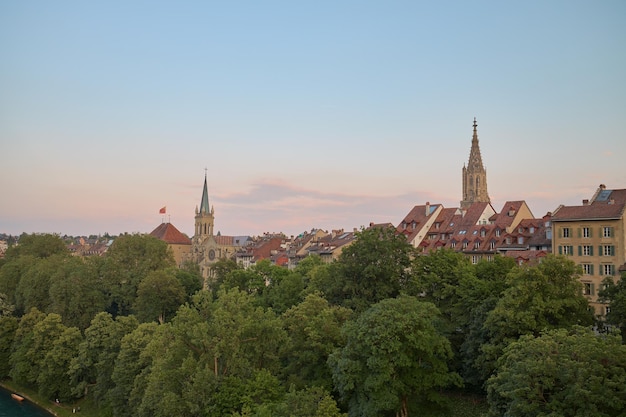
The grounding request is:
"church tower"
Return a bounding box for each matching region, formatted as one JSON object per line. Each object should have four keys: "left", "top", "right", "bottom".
{"left": 194, "top": 172, "right": 214, "bottom": 241}
{"left": 461, "top": 118, "right": 490, "bottom": 209}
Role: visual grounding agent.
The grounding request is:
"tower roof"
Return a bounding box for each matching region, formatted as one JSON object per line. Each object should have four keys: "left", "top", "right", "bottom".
{"left": 200, "top": 172, "right": 210, "bottom": 214}
{"left": 468, "top": 117, "right": 485, "bottom": 169}
{"left": 149, "top": 222, "right": 191, "bottom": 245}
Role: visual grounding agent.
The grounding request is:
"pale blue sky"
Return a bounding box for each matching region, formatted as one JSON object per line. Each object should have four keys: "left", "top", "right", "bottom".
{"left": 1, "top": 1, "right": 625, "bottom": 237}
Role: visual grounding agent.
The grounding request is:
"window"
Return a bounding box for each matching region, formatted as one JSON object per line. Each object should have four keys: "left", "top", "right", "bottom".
{"left": 582, "top": 227, "right": 591, "bottom": 238}
{"left": 474, "top": 241, "right": 480, "bottom": 249}
{"left": 506, "top": 237, "right": 512, "bottom": 244}
{"left": 486, "top": 255, "right": 493, "bottom": 262}
{"left": 603, "top": 245, "right": 615, "bottom": 256}
{"left": 517, "top": 236, "right": 524, "bottom": 244}
{"left": 606, "top": 306, "right": 611, "bottom": 315}
{"left": 495, "top": 229, "right": 501, "bottom": 237}
{"left": 489, "top": 241, "right": 496, "bottom": 250}
{"left": 603, "top": 226, "right": 613, "bottom": 238}
{"left": 518, "top": 227, "right": 524, "bottom": 233}
{"left": 450, "top": 241, "right": 456, "bottom": 248}
{"left": 471, "top": 255, "right": 479, "bottom": 264}
{"left": 462, "top": 241, "right": 468, "bottom": 249}
{"left": 560, "top": 245, "right": 574, "bottom": 255}
{"left": 435, "top": 222, "right": 440, "bottom": 229}
{"left": 480, "top": 229, "right": 486, "bottom": 237}
{"left": 562, "top": 227, "right": 571, "bottom": 238}
{"left": 583, "top": 282, "right": 594, "bottom": 296}
{"left": 582, "top": 263, "right": 593, "bottom": 275}
{"left": 602, "top": 264, "right": 615, "bottom": 276}
{"left": 582, "top": 245, "right": 593, "bottom": 256}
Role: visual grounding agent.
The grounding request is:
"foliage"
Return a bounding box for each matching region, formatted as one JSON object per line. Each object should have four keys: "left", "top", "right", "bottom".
{"left": 409, "top": 249, "right": 477, "bottom": 374}
{"left": 0, "top": 315, "right": 18, "bottom": 378}
{"left": 598, "top": 272, "right": 626, "bottom": 339}
{"left": 134, "top": 269, "right": 186, "bottom": 323}
{"left": 249, "top": 386, "right": 346, "bottom": 417}
{"left": 479, "top": 255, "right": 594, "bottom": 381}
{"left": 49, "top": 256, "right": 106, "bottom": 329}
{"left": 320, "top": 226, "right": 415, "bottom": 312}
{"left": 69, "top": 312, "right": 139, "bottom": 408}
{"left": 281, "top": 293, "right": 352, "bottom": 390}
{"left": 458, "top": 256, "right": 517, "bottom": 389}
{"left": 4, "top": 233, "right": 68, "bottom": 261}
{"left": 9, "top": 307, "right": 47, "bottom": 387}
{"left": 487, "top": 326, "right": 626, "bottom": 417}
{"left": 99, "top": 234, "right": 175, "bottom": 316}
{"left": 329, "top": 296, "right": 462, "bottom": 417}
{"left": 37, "top": 325, "right": 83, "bottom": 401}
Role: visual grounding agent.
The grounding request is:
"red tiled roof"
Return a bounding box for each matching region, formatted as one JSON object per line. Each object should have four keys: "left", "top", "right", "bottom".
{"left": 552, "top": 189, "right": 626, "bottom": 221}
{"left": 149, "top": 223, "right": 191, "bottom": 245}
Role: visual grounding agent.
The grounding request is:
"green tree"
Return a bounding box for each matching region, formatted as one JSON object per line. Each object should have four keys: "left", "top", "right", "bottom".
{"left": 15, "top": 254, "right": 67, "bottom": 314}
{"left": 599, "top": 272, "right": 626, "bottom": 339}
{"left": 487, "top": 326, "right": 626, "bottom": 417}
{"left": 175, "top": 263, "right": 203, "bottom": 299}
{"left": 329, "top": 296, "right": 462, "bottom": 417}
{"left": 69, "top": 312, "right": 139, "bottom": 407}
{"left": 134, "top": 269, "right": 186, "bottom": 323}
{"left": 109, "top": 322, "right": 160, "bottom": 417}
{"left": 281, "top": 293, "right": 352, "bottom": 389}
{"left": 479, "top": 255, "right": 594, "bottom": 381}
{"left": 49, "top": 256, "right": 106, "bottom": 329}
{"left": 100, "top": 234, "right": 175, "bottom": 315}
{"left": 249, "top": 386, "right": 346, "bottom": 417}
{"left": 4, "top": 233, "right": 68, "bottom": 261}
{"left": 409, "top": 249, "right": 477, "bottom": 374}
{"left": 37, "top": 326, "right": 83, "bottom": 401}
{"left": 9, "top": 307, "right": 47, "bottom": 387}
{"left": 0, "top": 315, "right": 18, "bottom": 378}
{"left": 458, "top": 255, "right": 517, "bottom": 389}
{"left": 322, "top": 226, "right": 415, "bottom": 312}
{"left": 0, "top": 256, "right": 34, "bottom": 313}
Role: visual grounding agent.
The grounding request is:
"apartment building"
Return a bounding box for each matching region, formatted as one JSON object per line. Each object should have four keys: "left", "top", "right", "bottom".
{"left": 551, "top": 185, "right": 626, "bottom": 316}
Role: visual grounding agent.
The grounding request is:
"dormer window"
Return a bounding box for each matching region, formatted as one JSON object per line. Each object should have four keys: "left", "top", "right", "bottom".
{"left": 402, "top": 222, "right": 406, "bottom": 230}
{"left": 529, "top": 227, "right": 535, "bottom": 234}
{"left": 518, "top": 236, "right": 524, "bottom": 244}
{"left": 474, "top": 241, "right": 480, "bottom": 249}
{"left": 435, "top": 222, "right": 440, "bottom": 229}
{"left": 495, "top": 229, "right": 501, "bottom": 237}
{"left": 489, "top": 240, "right": 496, "bottom": 250}
{"left": 480, "top": 229, "right": 486, "bottom": 237}
{"left": 462, "top": 241, "right": 468, "bottom": 249}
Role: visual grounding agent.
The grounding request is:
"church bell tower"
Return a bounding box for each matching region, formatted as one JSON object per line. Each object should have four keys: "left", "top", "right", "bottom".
{"left": 461, "top": 118, "right": 490, "bottom": 209}
{"left": 194, "top": 172, "right": 214, "bottom": 241}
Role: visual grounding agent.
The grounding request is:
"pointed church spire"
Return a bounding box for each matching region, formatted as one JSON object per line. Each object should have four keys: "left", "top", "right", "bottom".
{"left": 461, "top": 118, "right": 490, "bottom": 209}
{"left": 200, "top": 170, "right": 210, "bottom": 214}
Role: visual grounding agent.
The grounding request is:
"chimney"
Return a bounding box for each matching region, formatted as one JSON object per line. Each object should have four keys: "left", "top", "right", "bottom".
{"left": 425, "top": 202, "right": 430, "bottom": 216}
{"left": 582, "top": 199, "right": 589, "bottom": 205}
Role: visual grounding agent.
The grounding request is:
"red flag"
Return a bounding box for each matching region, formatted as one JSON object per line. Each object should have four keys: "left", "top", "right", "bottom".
{"left": 159, "top": 206, "right": 166, "bottom": 214}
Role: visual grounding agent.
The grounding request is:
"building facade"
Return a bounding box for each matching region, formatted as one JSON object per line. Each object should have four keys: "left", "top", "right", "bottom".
{"left": 551, "top": 184, "right": 626, "bottom": 316}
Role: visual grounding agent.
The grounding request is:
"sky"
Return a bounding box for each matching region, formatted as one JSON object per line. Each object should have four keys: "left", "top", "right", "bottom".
{"left": 1, "top": 1, "right": 625, "bottom": 238}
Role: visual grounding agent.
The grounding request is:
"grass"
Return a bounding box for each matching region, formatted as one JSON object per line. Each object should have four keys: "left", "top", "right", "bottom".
{"left": 1, "top": 379, "right": 106, "bottom": 417}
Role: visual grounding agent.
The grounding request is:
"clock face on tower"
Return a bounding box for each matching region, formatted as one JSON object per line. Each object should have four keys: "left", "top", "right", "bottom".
{"left": 208, "top": 249, "right": 216, "bottom": 260}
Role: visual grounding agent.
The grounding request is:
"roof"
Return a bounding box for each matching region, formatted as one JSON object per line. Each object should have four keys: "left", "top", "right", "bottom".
{"left": 149, "top": 222, "right": 191, "bottom": 245}
{"left": 552, "top": 188, "right": 626, "bottom": 221}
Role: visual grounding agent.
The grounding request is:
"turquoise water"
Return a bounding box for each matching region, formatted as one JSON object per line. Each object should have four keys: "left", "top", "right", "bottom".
{"left": 0, "top": 387, "right": 52, "bottom": 417}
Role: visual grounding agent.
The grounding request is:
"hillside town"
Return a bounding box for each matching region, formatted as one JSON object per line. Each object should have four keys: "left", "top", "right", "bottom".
{"left": 2, "top": 120, "right": 624, "bottom": 318}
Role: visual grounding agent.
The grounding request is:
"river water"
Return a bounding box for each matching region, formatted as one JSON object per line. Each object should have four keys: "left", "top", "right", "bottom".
{"left": 0, "top": 387, "right": 52, "bottom": 417}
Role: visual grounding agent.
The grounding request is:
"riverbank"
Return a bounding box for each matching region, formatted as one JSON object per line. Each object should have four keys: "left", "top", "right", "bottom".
{"left": 0, "top": 380, "right": 100, "bottom": 417}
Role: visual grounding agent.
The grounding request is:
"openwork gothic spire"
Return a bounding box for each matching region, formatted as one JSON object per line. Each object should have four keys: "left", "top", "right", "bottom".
{"left": 461, "top": 118, "right": 490, "bottom": 209}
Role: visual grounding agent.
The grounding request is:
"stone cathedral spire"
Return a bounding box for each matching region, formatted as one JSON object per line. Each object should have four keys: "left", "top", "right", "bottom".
{"left": 461, "top": 118, "right": 490, "bottom": 209}
{"left": 194, "top": 171, "right": 215, "bottom": 239}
